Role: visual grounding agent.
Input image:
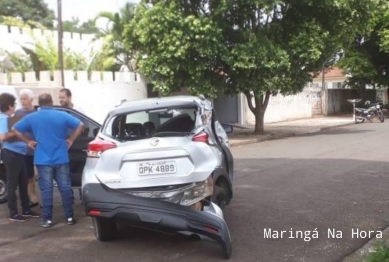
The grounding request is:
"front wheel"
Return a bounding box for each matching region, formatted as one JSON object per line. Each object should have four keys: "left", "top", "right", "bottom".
{"left": 379, "top": 112, "right": 385, "bottom": 123}
{"left": 91, "top": 217, "right": 117, "bottom": 241}
{"left": 0, "top": 173, "right": 7, "bottom": 204}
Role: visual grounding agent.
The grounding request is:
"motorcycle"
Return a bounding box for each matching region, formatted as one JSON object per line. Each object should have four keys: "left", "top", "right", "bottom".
{"left": 355, "top": 100, "right": 385, "bottom": 123}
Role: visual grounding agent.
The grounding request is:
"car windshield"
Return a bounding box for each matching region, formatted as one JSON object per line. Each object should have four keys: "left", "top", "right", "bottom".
{"left": 104, "top": 107, "right": 198, "bottom": 141}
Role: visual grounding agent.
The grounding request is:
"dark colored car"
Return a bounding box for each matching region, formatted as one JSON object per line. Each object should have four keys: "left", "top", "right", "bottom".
{"left": 0, "top": 106, "right": 101, "bottom": 204}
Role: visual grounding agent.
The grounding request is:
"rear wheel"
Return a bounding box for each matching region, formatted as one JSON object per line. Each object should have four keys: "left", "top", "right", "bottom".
{"left": 92, "top": 217, "right": 117, "bottom": 241}
{"left": 0, "top": 170, "right": 7, "bottom": 204}
{"left": 213, "top": 177, "right": 232, "bottom": 209}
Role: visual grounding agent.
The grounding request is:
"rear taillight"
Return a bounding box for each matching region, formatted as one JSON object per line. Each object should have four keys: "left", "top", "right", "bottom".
{"left": 192, "top": 132, "right": 209, "bottom": 143}
{"left": 88, "top": 209, "right": 101, "bottom": 216}
{"left": 87, "top": 139, "right": 117, "bottom": 157}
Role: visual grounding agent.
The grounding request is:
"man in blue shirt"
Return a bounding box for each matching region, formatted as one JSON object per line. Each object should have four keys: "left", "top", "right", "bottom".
{"left": 0, "top": 93, "right": 40, "bottom": 222}
{"left": 13, "top": 93, "right": 84, "bottom": 228}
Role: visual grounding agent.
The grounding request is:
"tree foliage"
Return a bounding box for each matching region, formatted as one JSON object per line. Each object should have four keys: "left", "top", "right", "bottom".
{"left": 0, "top": 15, "right": 46, "bottom": 30}
{"left": 0, "top": 49, "right": 33, "bottom": 73}
{"left": 125, "top": 0, "right": 378, "bottom": 132}
{"left": 379, "top": 6, "right": 389, "bottom": 53}
{"left": 337, "top": 1, "right": 389, "bottom": 89}
{"left": 94, "top": 3, "right": 137, "bottom": 71}
{"left": 0, "top": 0, "right": 55, "bottom": 28}
{"left": 62, "top": 17, "right": 100, "bottom": 34}
{"left": 0, "top": 17, "right": 88, "bottom": 74}
{"left": 21, "top": 34, "right": 88, "bottom": 73}
{"left": 0, "top": 16, "right": 105, "bottom": 75}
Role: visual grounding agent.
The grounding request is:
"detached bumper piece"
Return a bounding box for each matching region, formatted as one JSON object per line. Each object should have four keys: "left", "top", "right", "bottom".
{"left": 83, "top": 183, "right": 232, "bottom": 259}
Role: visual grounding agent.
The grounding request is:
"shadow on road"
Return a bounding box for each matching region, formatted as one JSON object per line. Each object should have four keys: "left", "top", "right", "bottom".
{"left": 0, "top": 157, "right": 388, "bottom": 262}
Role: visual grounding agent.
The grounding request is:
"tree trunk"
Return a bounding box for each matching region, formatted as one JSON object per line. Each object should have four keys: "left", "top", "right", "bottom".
{"left": 244, "top": 91, "right": 271, "bottom": 134}
{"left": 254, "top": 106, "right": 265, "bottom": 133}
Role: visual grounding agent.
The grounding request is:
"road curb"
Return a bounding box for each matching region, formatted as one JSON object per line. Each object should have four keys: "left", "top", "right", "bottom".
{"left": 341, "top": 226, "right": 389, "bottom": 262}
{"left": 319, "top": 122, "right": 355, "bottom": 131}
{"left": 229, "top": 132, "right": 296, "bottom": 148}
{"left": 230, "top": 122, "right": 355, "bottom": 148}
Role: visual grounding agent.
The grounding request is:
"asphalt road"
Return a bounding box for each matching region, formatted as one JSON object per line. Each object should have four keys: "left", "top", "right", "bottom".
{"left": 1, "top": 121, "right": 389, "bottom": 262}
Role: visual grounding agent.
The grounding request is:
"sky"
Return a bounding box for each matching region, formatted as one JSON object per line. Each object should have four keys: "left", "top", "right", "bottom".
{"left": 45, "top": 0, "right": 139, "bottom": 23}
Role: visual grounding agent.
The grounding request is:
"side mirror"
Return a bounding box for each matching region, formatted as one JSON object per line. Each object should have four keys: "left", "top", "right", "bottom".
{"left": 222, "top": 124, "right": 233, "bottom": 134}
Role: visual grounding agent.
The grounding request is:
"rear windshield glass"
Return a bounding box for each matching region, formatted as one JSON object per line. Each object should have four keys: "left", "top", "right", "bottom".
{"left": 103, "top": 107, "right": 198, "bottom": 141}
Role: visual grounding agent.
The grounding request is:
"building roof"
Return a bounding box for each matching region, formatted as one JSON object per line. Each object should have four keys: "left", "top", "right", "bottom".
{"left": 314, "top": 67, "right": 346, "bottom": 80}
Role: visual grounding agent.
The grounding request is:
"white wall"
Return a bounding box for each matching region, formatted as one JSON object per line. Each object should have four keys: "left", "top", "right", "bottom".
{"left": 243, "top": 89, "right": 313, "bottom": 125}
{"left": 0, "top": 70, "right": 148, "bottom": 124}
{"left": 67, "top": 81, "right": 147, "bottom": 123}
{"left": 167, "top": 87, "right": 314, "bottom": 125}
{"left": 0, "top": 24, "right": 101, "bottom": 55}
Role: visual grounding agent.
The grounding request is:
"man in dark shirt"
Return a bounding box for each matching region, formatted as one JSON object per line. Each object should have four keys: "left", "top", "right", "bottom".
{"left": 13, "top": 93, "right": 84, "bottom": 227}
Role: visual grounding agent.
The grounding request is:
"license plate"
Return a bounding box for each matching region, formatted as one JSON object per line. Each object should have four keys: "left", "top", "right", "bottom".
{"left": 137, "top": 161, "right": 177, "bottom": 175}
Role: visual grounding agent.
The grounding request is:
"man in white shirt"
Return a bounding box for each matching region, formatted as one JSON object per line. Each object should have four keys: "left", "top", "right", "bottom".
{"left": 58, "top": 88, "right": 86, "bottom": 114}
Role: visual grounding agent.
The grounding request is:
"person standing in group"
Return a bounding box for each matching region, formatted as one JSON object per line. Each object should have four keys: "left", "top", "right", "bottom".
{"left": 0, "top": 93, "right": 40, "bottom": 222}
{"left": 15, "top": 89, "right": 39, "bottom": 208}
{"left": 58, "top": 88, "right": 85, "bottom": 114}
{"left": 13, "top": 93, "right": 84, "bottom": 227}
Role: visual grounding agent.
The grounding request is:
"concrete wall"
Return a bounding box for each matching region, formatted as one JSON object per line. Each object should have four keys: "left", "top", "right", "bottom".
{"left": 323, "top": 89, "right": 377, "bottom": 115}
{"left": 242, "top": 89, "right": 313, "bottom": 125}
{"left": 166, "top": 87, "right": 314, "bottom": 125}
{"left": 0, "top": 70, "right": 148, "bottom": 124}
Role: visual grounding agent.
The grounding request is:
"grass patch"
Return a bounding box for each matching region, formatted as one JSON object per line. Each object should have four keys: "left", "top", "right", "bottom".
{"left": 363, "top": 241, "right": 389, "bottom": 262}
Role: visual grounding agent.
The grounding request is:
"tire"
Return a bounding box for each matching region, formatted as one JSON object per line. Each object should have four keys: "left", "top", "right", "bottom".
{"left": 213, "top": 184, "right": 230, "bottom": 209}
{"left": 91, "top": 217, "right": 117, "bottom": 241}
{"left": 0, "top": 171, "right": 7, "bottom": 204}
{"left": 379, "top": 113, "right": 385, "bottom": 123}
{"left": 355, "top": 117, "right": 365, "bottom": 124}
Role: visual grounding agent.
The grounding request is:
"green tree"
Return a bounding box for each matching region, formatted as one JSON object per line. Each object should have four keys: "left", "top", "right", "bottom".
{"left": 21, "top": 35, "right": 88, "bottom": 73}
{"left": 0, "top": 15, "right": 46, "bottom": 29}
{"left": 337, "top": 2, "right": 389, "bottom": 90}
{"left": 87, "top": 38, "right": 118, "bottom": 72}
{"left": 94, "top": 2, "right": 137, "bottom": 71}
{"left": 0, "top": 0, "right": 55, "bottom": 28}
{"left": 379, "top": 7, "right": 389, "bottom": 53}
{"left": 63, "top": 17, "right": 100, "bottom": 34}
{"left": 126, "top": 0, "right": 377, "bottom": 133}
{"left": 0, "top": 50, "right": 33, "bottom": 73}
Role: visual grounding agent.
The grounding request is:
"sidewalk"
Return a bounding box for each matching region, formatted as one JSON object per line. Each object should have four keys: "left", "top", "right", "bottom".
{"left": 228, "top": 115, "right": 355, "bottom": 147}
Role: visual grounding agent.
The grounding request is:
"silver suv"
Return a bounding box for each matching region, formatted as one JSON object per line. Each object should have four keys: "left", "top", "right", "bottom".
{"left": 82, "top": 95, "right": 234, "bottom": 259}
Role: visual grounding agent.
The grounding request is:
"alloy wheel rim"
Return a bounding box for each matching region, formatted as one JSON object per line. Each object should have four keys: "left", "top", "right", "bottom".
{"left": 0, "top": 180, "right": 5, "bottom": 196}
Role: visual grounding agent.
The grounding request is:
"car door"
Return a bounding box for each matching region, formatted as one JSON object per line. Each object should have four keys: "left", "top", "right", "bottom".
{"left": 56, "top": 108, "right": 101, "bottom": 187}
{"left": 211, "top": 109, "right": 234, "bottom": 182}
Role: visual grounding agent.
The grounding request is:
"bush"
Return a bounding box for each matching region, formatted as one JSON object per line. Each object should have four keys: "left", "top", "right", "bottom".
{"left": 363, "top": 241, "right": 389, "bottom": 262}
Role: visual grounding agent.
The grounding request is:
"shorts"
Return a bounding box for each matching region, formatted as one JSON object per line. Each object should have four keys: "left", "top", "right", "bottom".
{"left": 24, "top": 155, "right": 35, "bottom": 179}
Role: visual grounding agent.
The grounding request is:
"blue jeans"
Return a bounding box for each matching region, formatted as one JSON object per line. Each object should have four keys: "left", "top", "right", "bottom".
{"left": 36, "top": 164, "right": 74, "bottom": 221}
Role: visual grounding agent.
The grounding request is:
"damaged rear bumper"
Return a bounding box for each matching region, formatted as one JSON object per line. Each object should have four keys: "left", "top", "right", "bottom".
{"left": 82, "top": 183, "right": 232, "bottom": 259}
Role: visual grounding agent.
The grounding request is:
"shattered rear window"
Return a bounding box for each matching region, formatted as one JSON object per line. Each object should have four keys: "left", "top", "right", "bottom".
{"left": 103, "top": 107, "right": 198, "bottom": 141}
